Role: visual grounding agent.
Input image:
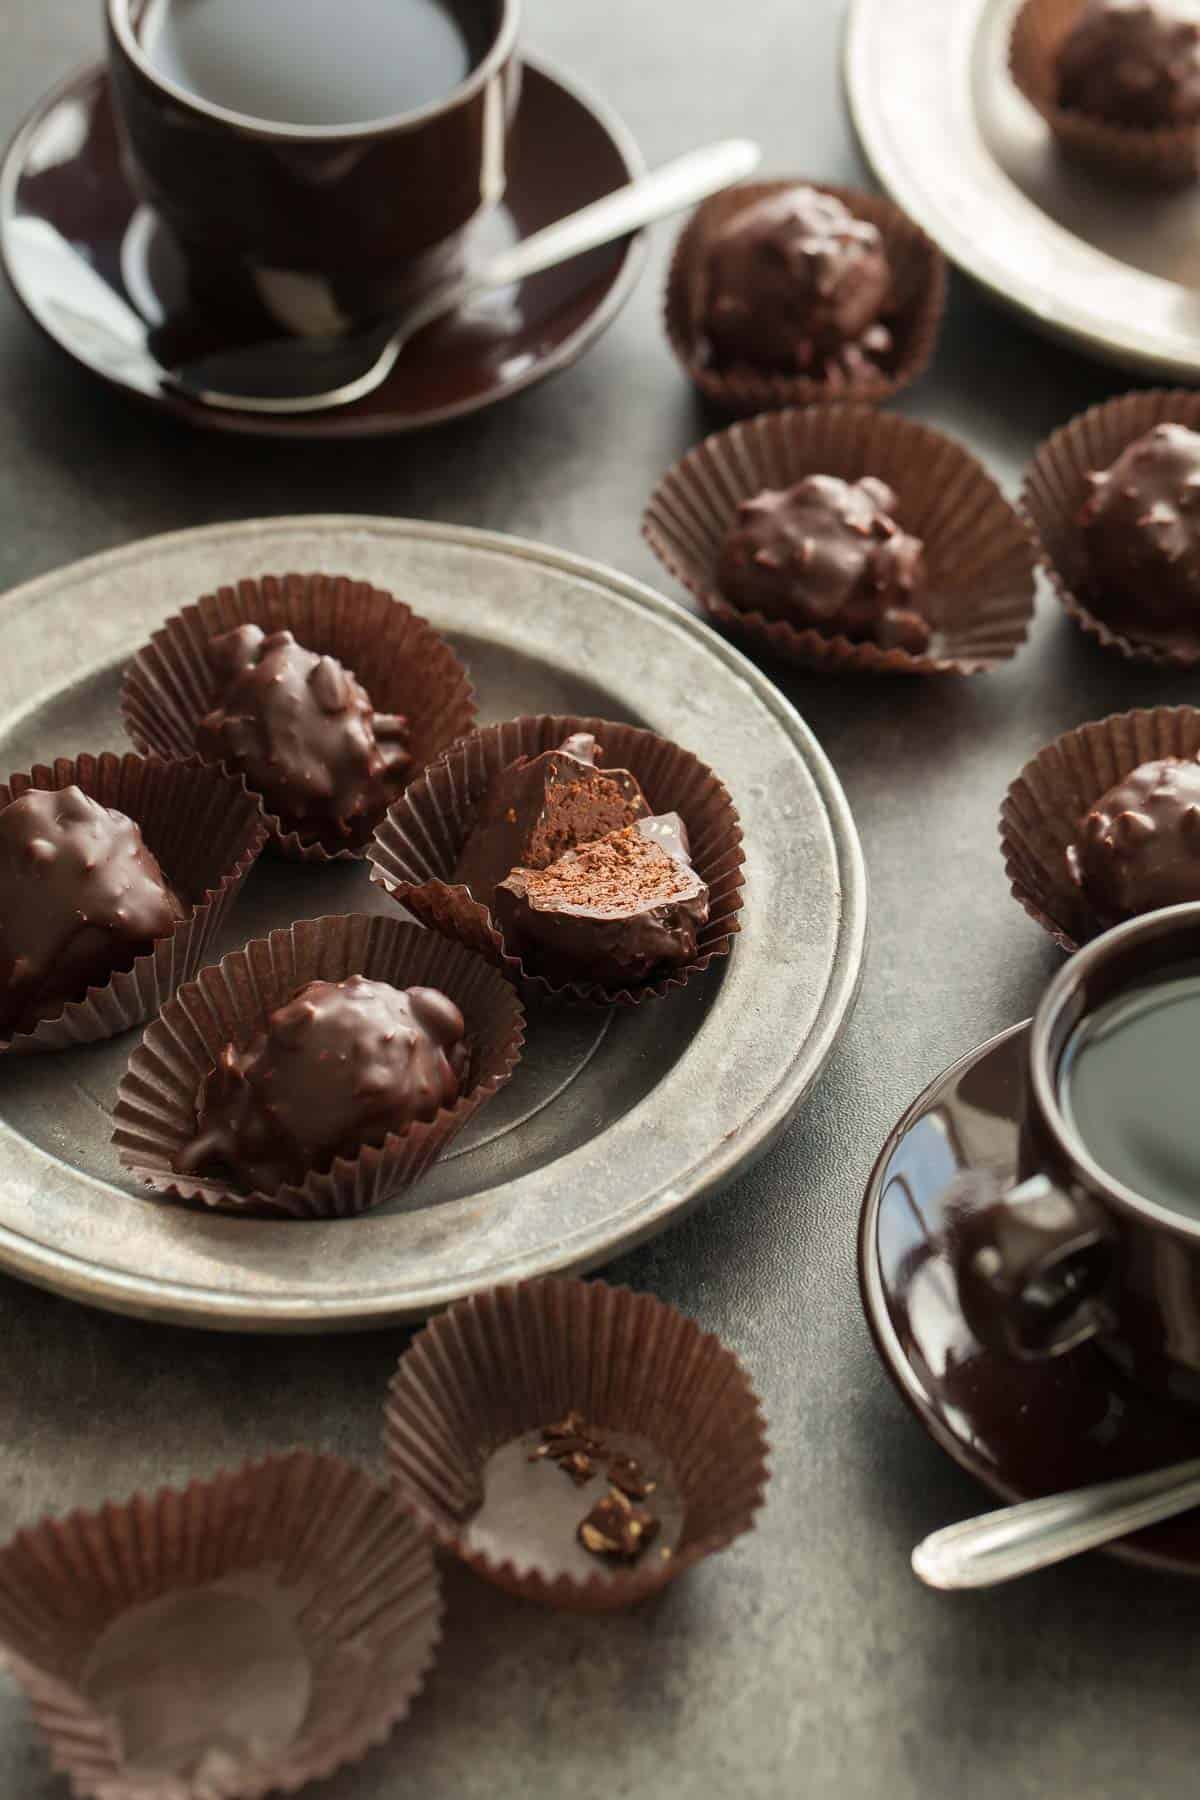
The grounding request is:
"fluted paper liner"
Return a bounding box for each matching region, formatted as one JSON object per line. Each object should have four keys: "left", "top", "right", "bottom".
{"left": 1010, "top": 0, "right": 1200, "bottom": 187}
{"left": 643, "top": 405, "right": 1036, "bottom": 675}
{"left": 1002, "top": 706, "right": 1200, "bottom": 951}
{"left": 664, "top": 180, "right": 946, "bottom": 417}
{"left": 121, "top": 571, "right": 477, "bottom": 862}
{"left": 0, "top": 1450, "right": 441, "bottom": 1800}
{"left": 383, "top": 1278, "right": 770, "bottom": 1613}
{"left": 367, "top": 714, "right": 745, "bottom": 1007}
{"left": 0, "top": 753, "right": 267, "bottom": 1057}
{"left": 1022, "top": 389, "right": 1200, "bottom": 666}
{"left": 111, "top": 913, "right": 525, "bottom": 1218}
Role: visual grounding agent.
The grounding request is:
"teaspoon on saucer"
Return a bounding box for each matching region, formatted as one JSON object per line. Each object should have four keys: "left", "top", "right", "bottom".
{"left": 913, "top": 1457, "right": 1200, "bottom": 1588}
{"left": 165, "top": 137, "right": 760, "bottom": 415}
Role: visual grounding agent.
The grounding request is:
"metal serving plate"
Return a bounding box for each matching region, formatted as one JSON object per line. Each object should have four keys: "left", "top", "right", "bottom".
{"left": 0, "top": 516, "right": 866, "bottom": 1332}
{"left": 845, "top": 0, "right": 1200, "bottom": 381}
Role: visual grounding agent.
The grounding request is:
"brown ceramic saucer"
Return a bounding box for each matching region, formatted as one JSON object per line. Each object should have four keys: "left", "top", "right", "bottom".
{"left": 860, "top": 1019, "right": 1200, "bottom": 1577}
{"left": 0, "top": 57, "right": 644, "bottom": 439}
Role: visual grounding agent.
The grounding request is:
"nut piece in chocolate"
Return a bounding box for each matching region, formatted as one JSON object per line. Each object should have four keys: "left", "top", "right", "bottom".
{"left": 176, "top": 975, "right": 468, "bottom": 1194}
{"left": 452, "top": 733, "right": 650, "bottom": 907}
{"left": 691, "top": 185, "right": 893, "bottom": 380}
{"left": 717, "top": 474, "right": 931, "bottom": 651}
{"left": 578, "top": 1487, "right": 661, "bottom": 1563}
{"left": 196, "top": 624, "right": 410, "bottom": 839}
{"left": 1081, "top": 424, "right": 1200, "bottom": 636}
{"left": 1057, "top": 0, "right": 1200, "bottom": 129}
{"left": 0, "top": 786, "right": 185, "bottom": 1037}
{"left": 1068, "top": 757, "right": 1200, "bottom": 921}
{"left": 493, "top": 815, "right": 710, "bottom": 986}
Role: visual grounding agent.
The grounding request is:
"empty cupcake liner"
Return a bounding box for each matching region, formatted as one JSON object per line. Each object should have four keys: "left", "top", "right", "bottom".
{"left": 0, "top": 1449, "right": 441, "bottom": 1800}
{"left": 664, "top": 179, "right": 946, "bottom": 417}
{"left": 111, "top": 912, "right": 525, "bottom": 1219}
{"left": 367, "top": 713, "right": 745, "bottom": 1007}
{"left": 1002, "top": 705, "right": 1200, "bottom": 951}
{"left": 642, "top": 404, "right": 1037, "bottom": 675}
{"left": 0, "top": 753, "right": 267, "bottom": 1057}
{"left": 120, "top": 571, "right": 478, "bottom": 862}
{"left": 1021, "top": 389, "right": 1200, "bottom": 666}
{"left": 383, "top": 1277, "right": 770, "bottom": 1613}
{"left": 1009, "top": 0, "right": 1200, "bottom": 187}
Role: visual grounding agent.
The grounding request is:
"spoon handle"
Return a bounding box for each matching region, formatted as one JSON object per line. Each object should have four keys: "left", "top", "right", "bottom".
{"left": 912, "top": 1457, "right": 1200, "bottom": 1589}
{"left": 480, "top": 138, "right": 761, "bottom": 289}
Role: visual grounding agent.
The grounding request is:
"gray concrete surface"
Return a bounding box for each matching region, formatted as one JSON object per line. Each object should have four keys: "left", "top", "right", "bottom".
{"left": 2, "top": 2, "right": 1198, "bottom": 1796}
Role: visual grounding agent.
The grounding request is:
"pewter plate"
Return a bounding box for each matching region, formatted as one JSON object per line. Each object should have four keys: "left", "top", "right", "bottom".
{"left": 845, "top": 0, "right": 1200, "bottom": 381}
{"left": 0, "top": 516, "right": 866, "bottom": 1332}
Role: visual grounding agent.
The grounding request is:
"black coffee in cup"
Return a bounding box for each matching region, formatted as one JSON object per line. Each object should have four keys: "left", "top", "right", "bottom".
{"left": 1059, "top": 965, "right": 1200, "bottom": 1218}
{"left": 138, "top": 0, "right": 492, "bottom": 126}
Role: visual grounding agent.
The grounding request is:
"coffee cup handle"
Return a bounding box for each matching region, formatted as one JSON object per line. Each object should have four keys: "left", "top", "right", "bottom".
{"left": 946, "top": 1171, "right": 1116, "bottom": 1361}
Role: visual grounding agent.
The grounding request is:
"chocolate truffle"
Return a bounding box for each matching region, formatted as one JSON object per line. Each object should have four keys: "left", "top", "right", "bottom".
{"left": 0, "top": 785, "right": 185, "bottom": 1038}
{"left": 452, "top": 732, "right": 650, "bottom": 906}
{"left": 1080, "top": 424, "right": 1200, "bottom": 635}
{"left": 1067, "top": 757, "right": 1200, "bottom": 921}
{"left": 1057, "top": 0, "right": 1200, "bottom": 129}
{"left": 691, "top": 186, "right": 893, "bottom": 379}
{"left": 195, "top": 625, "right": 410, "bottom": 840}
{"left": 717, "top": 474, "right": 931, "bottom": 650}
{"left": 177, "top": 976, "right": 468, "bottom": 1194}
{"left": 493, "top": 815, "right": 709, "bottom": 986}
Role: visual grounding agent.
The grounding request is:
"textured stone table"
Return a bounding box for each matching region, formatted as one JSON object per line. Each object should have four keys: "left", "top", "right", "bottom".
{"left": 1, "top": 3, "right": 1198, "bottom": 1797}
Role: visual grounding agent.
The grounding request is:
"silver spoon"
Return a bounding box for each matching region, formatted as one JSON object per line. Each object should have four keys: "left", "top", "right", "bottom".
{"left": 912, "top": 1457, "right": 1200, "bottom": 1588}
{"left": 164, "top": 137, "right": 760, "bottom": 415}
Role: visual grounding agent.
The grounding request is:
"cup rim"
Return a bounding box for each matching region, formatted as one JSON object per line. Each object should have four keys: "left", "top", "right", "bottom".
{"left": 107, "top": 0, "right": 520, "bottom": 141}
{"left": 1029, "top": 901, "right": 1200, "bottom": 1241}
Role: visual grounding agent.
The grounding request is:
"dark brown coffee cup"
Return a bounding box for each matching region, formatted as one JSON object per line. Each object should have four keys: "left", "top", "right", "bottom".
{"left": 106, "top": 0, "right": 520, "bottom": 325}
{"left": 951, "top": 904, "right": 1200, "bottom": 1386}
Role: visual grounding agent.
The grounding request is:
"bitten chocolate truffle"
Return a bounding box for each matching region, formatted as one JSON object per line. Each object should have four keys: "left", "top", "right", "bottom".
{"left": 0, "top": 786, "right": 185, "bottom": 1037}
{"left": 196, "top": 625, "right": 410, "bottom": 839}
{"left": 1080, "top": 424, "right": 1200, "bottom": 635}
{"left": 690, "top": 186, "right": 893, "bottom": 379}
{"left": 493, "top": 815, "right": 709, "bottom": 986}
{"left": 1067, "top": 757, "right": 1200, "bottom": 920}
{"left": 717, "top": 474, "right": 931, "bottom": 650}
{"left": 1057, "top": 0, "right": 1200, "bottom": 129}
{"left": 452, "top": 733, "right": 650, "bottom": 906}
{"left": 176, "top": 975, "right": 469, "bottom": 1194}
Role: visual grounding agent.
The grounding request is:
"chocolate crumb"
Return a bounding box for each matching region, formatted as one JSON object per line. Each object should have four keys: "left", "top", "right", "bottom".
{"left": 561, "top": 1451, "right": 596, "bottom": 1487}
{"left": 577, "top": 1486, "right": 661, "bottom": 1563}
{"left": 607, "top": 1454, "right": 656, "bottom": 1500}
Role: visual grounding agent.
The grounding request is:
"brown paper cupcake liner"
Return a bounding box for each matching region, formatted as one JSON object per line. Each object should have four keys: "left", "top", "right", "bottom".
{"left": 120, "top": 571, "right": 478, "bottom": 862}
{"left": 0, "top": 1449, "right": 441, "bottom": 1800}
{"left": 643, "top": 405, "right": 1036, "bottom": 675}
{"left": 1022, "top": 389, "right": 1200, "bottom": 666}
{"left": 367, "top": 714, "right": 745, "bottom": 1007}
{"left": 111, "top": 912, "right": 525, "bottom": 1218}
{"left": 664, "top": 179, "right": 947, "bottom": 417}
{"left": 383, "top": 1277, "right": 770, "bottom": 1613}
{"left": 1010, "top": 0, "right": 1200, "bottom": 187}
{"left": 1002, "top": 705, "right": 1200, "bottom": 951}
{"left": 0, "top": 753, "right": 267, "bottom": 1057}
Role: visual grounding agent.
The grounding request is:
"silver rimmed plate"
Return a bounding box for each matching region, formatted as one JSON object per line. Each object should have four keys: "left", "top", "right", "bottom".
{"left": 0, "top": 516, "right": 866, "bottom": 1332}
{"left": 845, "top": 0, "right": 1200, "bottom": 380}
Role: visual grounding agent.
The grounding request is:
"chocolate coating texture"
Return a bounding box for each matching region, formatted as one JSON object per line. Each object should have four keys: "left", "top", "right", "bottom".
{"left": 1067, "top": 758, "right": 1200, "bottom": 921}
{"left": 691, "top": 186, "right": 892, "bottom": 378}
{"left": 494, "top": 816, "right": 709, "bottom": 987}
{"left": 1081, "top": 424, "right": 1200, "bottom": 634}
{"left": 196, "top": 625, "right": 410, "bottom": 839}
{"left": 1057, "top": 0, "right": 1200, "bottom": 129}
{"left": 452, "top": 733, "right": 650, "bottom": 906}
{"left": 177, "top": 976, "right": 469, "bottom": 1195}
{"left": 0, "top": 785, "right": 185, "bottom": 1037}
{"left": 717, "top": 474, "right": 931, "bottom": 650}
